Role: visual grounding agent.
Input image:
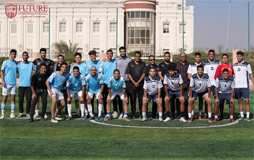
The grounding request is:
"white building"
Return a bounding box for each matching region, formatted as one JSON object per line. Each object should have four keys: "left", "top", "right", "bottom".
{"left": 0, "top": 0, "right": 194, "bottom": 61}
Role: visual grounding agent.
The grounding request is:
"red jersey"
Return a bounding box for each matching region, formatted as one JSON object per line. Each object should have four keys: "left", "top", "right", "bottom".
{"left": 214, "top": 64, "right": 233, "bottom": 80}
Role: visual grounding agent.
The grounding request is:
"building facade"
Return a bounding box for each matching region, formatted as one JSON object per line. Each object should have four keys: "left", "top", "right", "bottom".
{"left": 0, "top": 0, "right": 194, "bottom": 61}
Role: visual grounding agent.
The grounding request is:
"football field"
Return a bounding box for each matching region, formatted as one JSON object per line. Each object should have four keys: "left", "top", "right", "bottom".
{"left": 0, "top": 88, "right": 254, "bottom": 160}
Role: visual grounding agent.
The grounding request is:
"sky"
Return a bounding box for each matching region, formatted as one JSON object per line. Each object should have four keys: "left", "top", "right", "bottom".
{"left": 186, "top": 0, "right": 253, "bottom": 52}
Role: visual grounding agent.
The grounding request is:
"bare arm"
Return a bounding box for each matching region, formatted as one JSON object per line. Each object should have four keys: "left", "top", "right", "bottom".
{"left": 249, "top": 73, "right": 254, "bottom": 92}
{"left": 66, "top": 87, "right": 71, "bottom": 99}
{"left": 137, "top": 73, "right": 145, "bottom": 83}
{"left": 45, "top": 81, "right": 52, "bottom": 95}
{"left": 188, "top": 73, "right": 192, "bottom": 81}
{"left": 158, "top": 72, "right": 164, "bottom": 81}
{"left": 1, "top": 71, "right": 5, "bottom": 87}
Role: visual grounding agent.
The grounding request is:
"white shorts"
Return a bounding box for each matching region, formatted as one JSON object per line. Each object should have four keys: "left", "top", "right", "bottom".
{"left": 109, "top": 92, "right": 127, "bottom": 100}
{"left": 88, "top": 93, "right": 101, "bottom": 99}
{"left": 2, "top": 85, "right": 16, "bottom": 96}
{"left": 70, "top": 90, "right": 82, "bottom": 100}
{"left": 47, "top": 88, "right": 64, "bottom": 101}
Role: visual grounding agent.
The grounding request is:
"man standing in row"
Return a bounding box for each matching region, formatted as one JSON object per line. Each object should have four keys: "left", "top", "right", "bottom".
{"left": 126, "top": 51, "right": 146, "bottom": 119}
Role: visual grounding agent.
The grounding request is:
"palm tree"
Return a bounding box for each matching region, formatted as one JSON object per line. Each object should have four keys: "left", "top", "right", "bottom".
{"left": 53, "top": 40, "right": 78, "bottom": 63}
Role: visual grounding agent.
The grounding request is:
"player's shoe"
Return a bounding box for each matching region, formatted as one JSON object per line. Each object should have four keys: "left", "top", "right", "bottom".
{"left": 141, "top": 116, "right": 147, "bottom": 122}
{"left": 56, "top": 114, "right": 62, "bottom": 118}
{"left": 16, "top": 113, "right": 23, "bottom": 119}
{"left": 180, "top": 117, "right": 187, "bottom": 122}
{"left": 219, "top": 116, "right": 224, "bottom": 121}
{"left": 28, "top": 118, "right": 34, "bottom": 122}
{"left": 104, "top": 115, "right": 111, "bottom": 121}
{"left": 188, "top": 118, "right": 192, "bottom": 122}
{"left": 34, "top": 113, "right": 39, "bottom": 119}
{"left": 123, "top": 116, "right": 130, "bottom": 121}
{"left": 191, "top": 114, "right": 194, "bottom": 119}
{"left": 81, "top": 116, "right": 86, "bottom": 121}
{"left": 118, "top": 113, "right": 123, "bottom": 119}
{"left": 66, "top": 116, "right": 72, "bottom": 120}
{"left": 44, "top": 114, "right": 48, "bottom": 119}
{"left": 230, "top": 118, "right": 236, "bottom": 123}
{"left": 88, "top": 116, "right": 94, "bottom": 121}
{"left": 40, "top": 118, "right": 47, "bottom": 122}
{"left": 26, "top": 114, "right": 30, "bottom": 119}
{"left": 10, "top": 113, "right": 15, "bottom": 119}
{"left": 203, "top": 113, "right": 208, "bottom": 119}
{"left": 51, "top": 118, "right": 58, "bottom": 123}
{"left": 55, "top": 117, "right": 62, "bottom": 121}
{"left": 238, "top": 117, "right": 244, "bottom": 121}
{"left": 98, "top": 116, "right": 103, "bottom": 121}
{"left": 163, "top": 117, "right": 171, "bottom": 122}
{"left": 213, "top": 118, "right": 218, "bottom": 123}
{"left": 246, "top": 118, "right": 251, "bottom": 122}
{"left": 208, "top": 118, "right": 212, "bottom": 122}
{"left": 198, "top": 115, "right": 202, "bottom": 120}
{"left": 0, "top": 113, "right": 5, "bottom": 119}
{"left": 159, "top": 116, "right": 163, "bottom": 122}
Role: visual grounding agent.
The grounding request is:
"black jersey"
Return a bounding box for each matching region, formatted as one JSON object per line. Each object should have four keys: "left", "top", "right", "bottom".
{"left": 33, "top": 58, "right": 55, "bottom": 77}
{"left": 31, "top": 72, "right": 48, "bottom": 90}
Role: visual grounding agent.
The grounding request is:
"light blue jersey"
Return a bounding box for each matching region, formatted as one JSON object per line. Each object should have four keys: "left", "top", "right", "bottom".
{"left": 47, "top": 71, "right": 69, "bottom": 90}
{"left": 108, "top": 76, "right": 126, "bottom": 92}
{"left": 1, "top": 59, "right": 17, "bottom": 85}
{"left": 85, "top": 60, "right": 101, "bottom": 74}
{"left": 18, "top": 62, "right": 36, "bottom": 87}
{"left": 66, "top": 74, "right": 86, "bottom": 91}
{"left": 98, "top": 60, "right": 116, "bottom": 85}
{"left": 69, "top": 63, "right": 87, "bottom": 76}
{"left": 85, "top": 73, "right": 104, "bottom": 93}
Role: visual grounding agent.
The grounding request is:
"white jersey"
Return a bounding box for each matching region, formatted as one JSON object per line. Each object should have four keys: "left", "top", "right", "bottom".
{"left": 163, "top": 73, "right": 183, "bottom": 91}
{"left": 215, "top": 76, "right": 235, "bottom": 94}
{"left": 187, "top": 62, "right": 203, "bottom": 75}
{"left": 233, "top": 61, "right": 252, "bottom": 88}
{"left": 143, "top": 76, "right": 162, "bottom": 95}
{"left": 204, "top": 59, "right": 221, "bottom": 86}
{"left": 190, "top": 73, "right": 211, "bottom": 93}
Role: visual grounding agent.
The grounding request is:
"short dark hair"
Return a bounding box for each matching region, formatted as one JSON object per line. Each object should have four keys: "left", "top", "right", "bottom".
{"left": 22, "top": 51, "right": 28, "bottom": 56}
{"left": 134, "top": 51, "right": 141, "bottom": 56}
{"left": 168, "top": 64, "right": 176, "bottom": 71}
{"left": 114, "top": 69, "right": 120, "bottom": 73}
{"left": 197, "top": 65, "right": 204, "bottom": 70}
{"left": 10, "top": 49, "right": 17, "bottom": 54}
{"left": 75, "top": 52, "right": 82, "bottom": 58}
{"left": 60, "top": 62, "right": 67, "bottom": 68}
{"left": 236, "top": 51, "right": 244, "bottom": 56}
{"left": 208, "top": 49, "right": 215, "bottom": 54}
{"left": 40, "top": 63, "right": 46, "bottom": 68}
{"left": 119, "top": 46, "right": 126, "bottom": 52}
{"left": 222, "top": 53, "right": 228, "bottom": 58}
{"left": 58, "top": 54, "right": 64, "bottom": 59}
{"left": 195, "top": 52, "right": 201, "bottom": 57}
{"left": 149, "top": 55, "right": 155, "bottom": 59}
{"left": 164, "top": 51, "right": 170, "bottom": 56}
{"left": 150, "top": 67, "right": 156, "bottom": 71}
{"left": 73, "top": 66, "right": 79, "bottom": 71}
{"left": 40, "top": 48, "right": 47, "bottom": 53}
{"left": 223, "top": 69, "right": 229, "bottom": 73}
{"left": 88, "top": 50, "right": 97, "bottom": 56}
{"left": 107, "top": 49, "right": 113, "bottom": 54}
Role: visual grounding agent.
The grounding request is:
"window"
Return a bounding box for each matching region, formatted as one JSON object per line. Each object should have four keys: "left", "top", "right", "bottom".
{"left": 27, "top": 23, "right": 33, "bottom": 33}
{"left": 11, "top": 23, "right": 17, "bottom": 33}
{"left": 110, "top": 22, "right": 116, "bottom": 32}
{"left": 76, "top": 22, "right": 83, "bottom": 32}
{"left": 43, "top": 23, "right": 49, "bottom": 32}
{"left": 93, "top": 22, "right": 100, "bottom": 32}
{"left": 60, "top": 22, "right": 66, "bottom": 32}
{"left": 93, "top": 48, "right": 100, "bottom": 55}
{"left": 179, "top": 24, "right": 186, "bottom": 33}
{"left": 110, "top": 48, "right": 116, "bottom": 54}
{"left": 163, "top": 23, "right": 169, "bottom": 33}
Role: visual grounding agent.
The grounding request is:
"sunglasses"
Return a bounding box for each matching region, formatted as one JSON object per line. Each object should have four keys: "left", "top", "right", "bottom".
{"left": 149, "top": 59, "right": 155, "bottom": 61}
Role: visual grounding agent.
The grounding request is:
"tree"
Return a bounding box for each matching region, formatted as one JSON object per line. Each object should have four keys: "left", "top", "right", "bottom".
{"left": 53, "top": 40, "right": 78, "bottom": 63}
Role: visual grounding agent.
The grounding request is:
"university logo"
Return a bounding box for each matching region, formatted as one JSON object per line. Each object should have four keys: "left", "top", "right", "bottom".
{"left": 5, "top": 4, "right": 17, "bottom": 19}
{"left": 211, "top": 67, "right": 214, "bottom": 70}
{"left": 237, "top": 68, "right": 241, "bottom": 71}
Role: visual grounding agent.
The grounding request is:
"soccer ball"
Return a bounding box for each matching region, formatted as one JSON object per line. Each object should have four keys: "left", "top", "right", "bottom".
{"left": 112, "top": 111, "right": 118, "bottom": 119}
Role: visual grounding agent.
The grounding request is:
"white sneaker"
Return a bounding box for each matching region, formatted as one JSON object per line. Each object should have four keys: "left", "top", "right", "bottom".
{"left": 141, "top": 116, "right": 147, "bottom": 122}
{"left": 34, "top": 113, "right": 39, "bottom": 119}
{"left": 51, "top": 118, "right": 58, "bottom": 123}
{"left": 26, "top": 114, "right": 30, "bottom": 119}
{"left": 55, "top": 117, "right": 62, "bottom": 121}
{"left": 10, "top": 113, "right": 15, "bottom": 119}
{"left": 0, "top": 113, "right": 4, "bottom": 119}
{"left": 159, "top": 116, "right": 163, "bottom": 122}
{"left": 44, "top": 114, "right": 48, "bottom": 119}
{"left": 118, "top": 113, "right": 123, "bottom": 119}
{"left": 180, "top": 117, "right": 187, "bottom": 122}
{"left": 16, "top": 113, "right": 23, "bottom": 119}
{"left": 163, "top": 117, "right": 171, "bottom": 122}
